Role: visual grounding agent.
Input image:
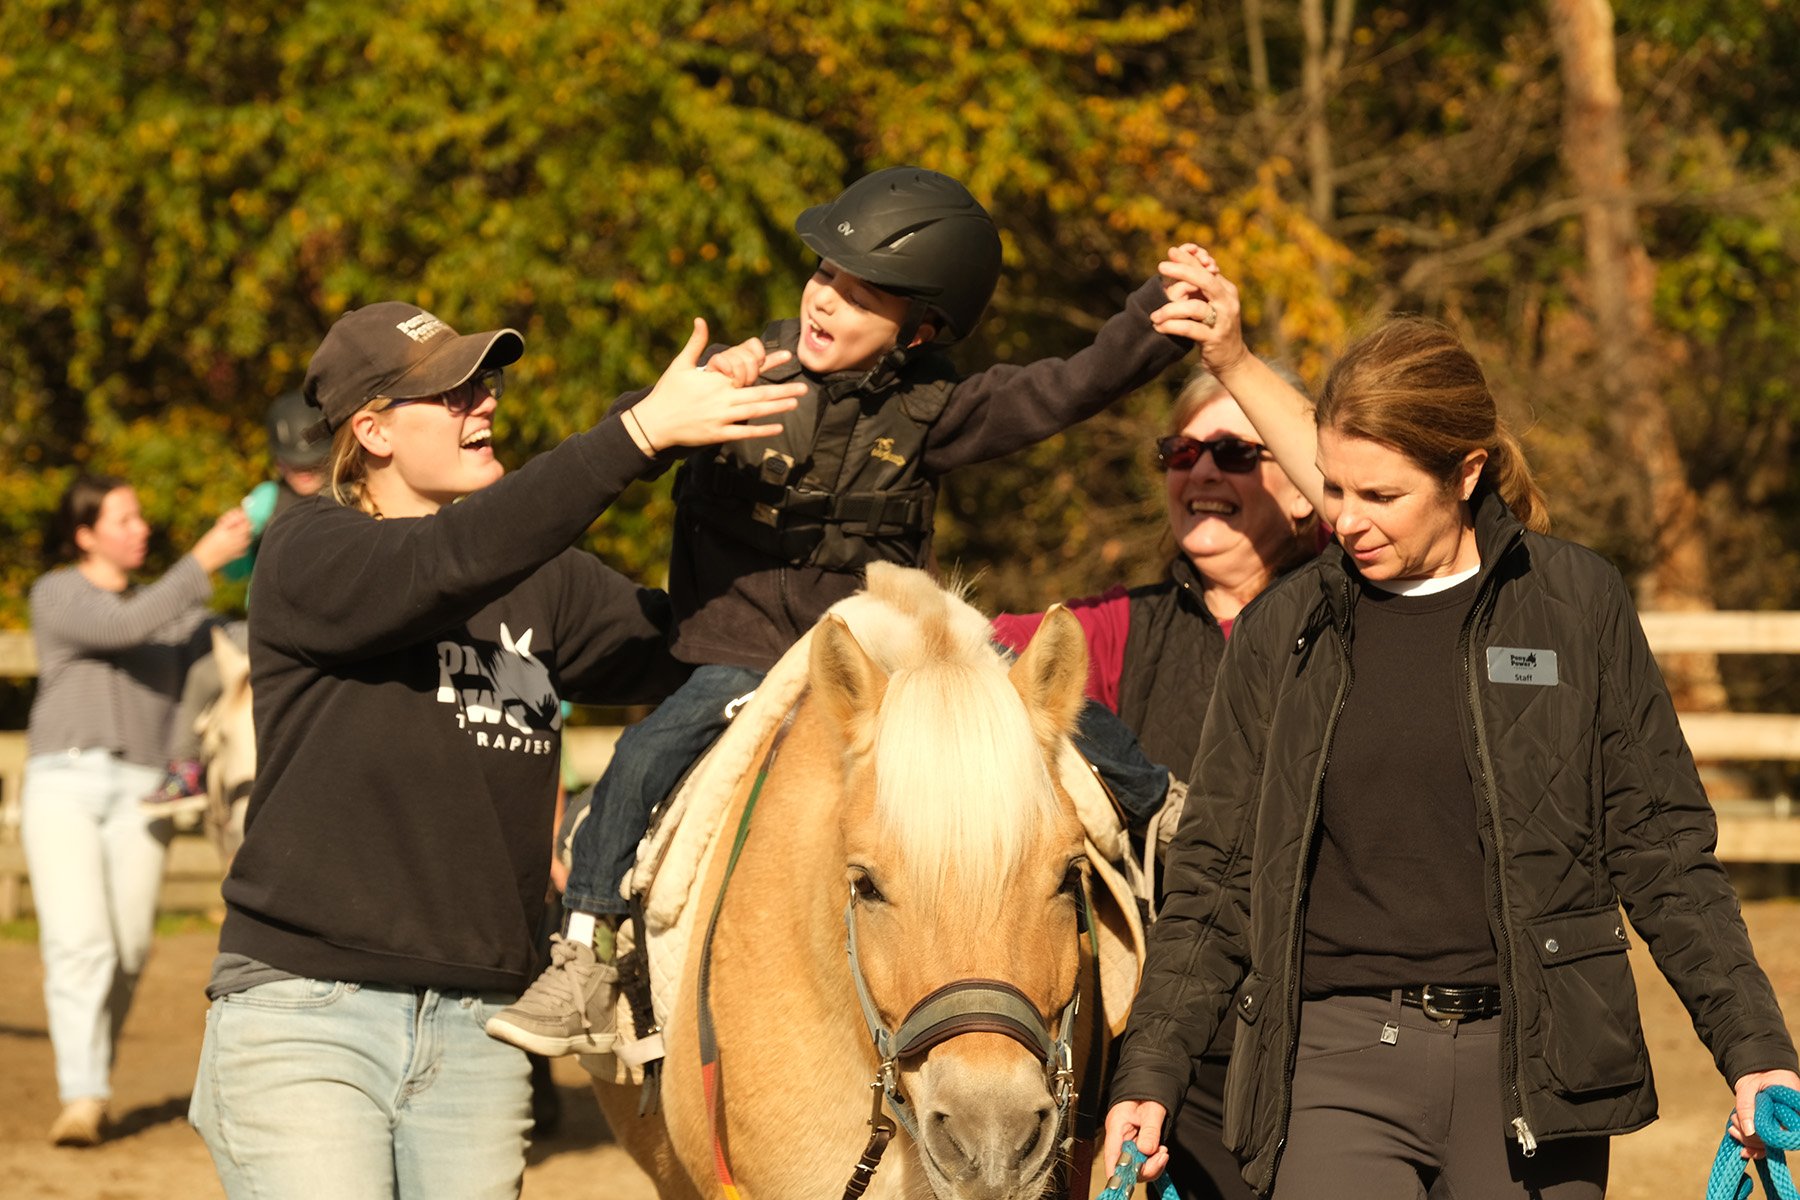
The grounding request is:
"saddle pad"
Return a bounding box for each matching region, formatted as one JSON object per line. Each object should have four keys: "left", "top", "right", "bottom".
{"left": 583, "top": 588, "right": 1149, "bottom": 1082}
{"left": 583, "top": 623, "right": 821, "bottom": 1084}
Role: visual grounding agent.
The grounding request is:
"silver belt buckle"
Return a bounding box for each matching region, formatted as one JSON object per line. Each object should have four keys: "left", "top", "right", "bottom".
{"left": 1419, "top": 984, "right": 1461, "bottom": 1022}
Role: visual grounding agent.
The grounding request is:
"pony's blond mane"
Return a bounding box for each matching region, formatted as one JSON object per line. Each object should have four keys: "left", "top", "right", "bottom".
{"left": 834, "top": 565, "right": 1062, "bottom": 909}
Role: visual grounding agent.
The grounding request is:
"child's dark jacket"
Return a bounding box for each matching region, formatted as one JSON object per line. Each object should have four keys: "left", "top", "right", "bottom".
{"left": 617, "top": 277, "right": 1189, "bottom": 670}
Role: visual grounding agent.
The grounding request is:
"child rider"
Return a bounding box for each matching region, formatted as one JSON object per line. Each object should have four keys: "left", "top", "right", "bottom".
{"left": 485, "top": 166, "right": 1211, "bottom": 1057}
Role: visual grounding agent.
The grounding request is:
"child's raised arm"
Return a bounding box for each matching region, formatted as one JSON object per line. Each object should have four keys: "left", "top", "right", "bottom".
{"left": 1152, "top": 246, "right": 1324, "bottom": 512}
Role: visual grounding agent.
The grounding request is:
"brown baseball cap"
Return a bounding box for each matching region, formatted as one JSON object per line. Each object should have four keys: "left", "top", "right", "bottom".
{"left": 302, "top": 302, "right": 525, "bottom": 433}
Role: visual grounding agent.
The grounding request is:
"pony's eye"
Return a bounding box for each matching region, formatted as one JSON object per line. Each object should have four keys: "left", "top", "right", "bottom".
{"left": 851, "top": 870, "right": 885, "bottom": 904}
{"left": 1059, "top": 858, "right": 1088, "bottom": 898}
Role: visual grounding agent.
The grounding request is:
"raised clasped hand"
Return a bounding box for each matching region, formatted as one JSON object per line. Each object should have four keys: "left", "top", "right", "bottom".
{"left": 1152, "top": 243, "right": 1249, "bottom": 377}
{"left": 629, "top": 319, "right": 805, "bottom": 454}
{"left": 1101, "top": 1099, "right": 1171, "bottom": 1182}
{"left": 704, "top": 337, "right": 793, "bottom": 387}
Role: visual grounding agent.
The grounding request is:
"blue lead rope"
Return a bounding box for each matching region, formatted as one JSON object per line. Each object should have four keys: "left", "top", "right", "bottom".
{"left": 1707, "top": 1086, "right": 1800, "bottom": 1200}
{"left": 1100, "top": 1139, "right": 1180, "bottom": 1200}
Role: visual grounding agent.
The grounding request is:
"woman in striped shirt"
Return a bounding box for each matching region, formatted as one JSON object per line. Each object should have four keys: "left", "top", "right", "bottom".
{"left": 24, "top": 474, "right": 249, "bottom": 1146}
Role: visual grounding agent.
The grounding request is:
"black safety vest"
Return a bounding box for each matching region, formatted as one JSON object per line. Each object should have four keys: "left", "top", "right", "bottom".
{"left": 675, "top": 319, "right": 959, "bottom": 571}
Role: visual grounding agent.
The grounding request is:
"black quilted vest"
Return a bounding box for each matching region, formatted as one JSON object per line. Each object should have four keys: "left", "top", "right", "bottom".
{"left": 675, "top": 319, "right": 958, "bottom": 572}
{"left": 1116, "top": 556, "right": 1227, "bottom": 785}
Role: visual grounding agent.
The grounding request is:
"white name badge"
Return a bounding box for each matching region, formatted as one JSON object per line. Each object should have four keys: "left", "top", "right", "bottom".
{"left": 1487, "top": 646, "right": 1558, "bottom": 687}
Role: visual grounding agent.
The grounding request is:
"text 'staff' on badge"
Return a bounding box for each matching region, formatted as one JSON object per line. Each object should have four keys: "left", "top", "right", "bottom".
{"left": 1487, "top": 646, "right": 1558, "bottom": 687}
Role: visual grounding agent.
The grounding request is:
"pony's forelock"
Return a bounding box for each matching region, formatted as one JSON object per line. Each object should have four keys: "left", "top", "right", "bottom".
{"left": 872, "top": 662, "right": 1058, "bottom": 909}
{"left": 837, "top": 565, "right": 1063, "bottom": 912}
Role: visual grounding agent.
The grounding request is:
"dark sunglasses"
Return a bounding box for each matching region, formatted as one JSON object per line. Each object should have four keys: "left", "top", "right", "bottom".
{"left": 1154, "top": 434, "right": 1269, "bottom": 474}
{"left": 386, "top": 367, "right": 505, "bottom": 416}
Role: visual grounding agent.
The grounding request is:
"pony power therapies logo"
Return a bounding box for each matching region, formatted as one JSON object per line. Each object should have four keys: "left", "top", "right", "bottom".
{"left": 434, "top": 623, "right": 562, "bottom": 754}
{"left": 1486, "top": 646, "right": 1559, "bottom": 687}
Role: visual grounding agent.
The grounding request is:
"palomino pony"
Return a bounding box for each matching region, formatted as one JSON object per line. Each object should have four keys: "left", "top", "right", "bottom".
{"left": 196, "top": 625, "right": 256, "bottom": 868}
{"left": 596, "top": 565, "right": 1109, "bottom": 1200}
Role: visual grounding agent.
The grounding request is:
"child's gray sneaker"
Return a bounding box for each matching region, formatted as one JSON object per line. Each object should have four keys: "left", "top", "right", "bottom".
{"left": 484, "top": 934, "right": 618, "bottom": 1057}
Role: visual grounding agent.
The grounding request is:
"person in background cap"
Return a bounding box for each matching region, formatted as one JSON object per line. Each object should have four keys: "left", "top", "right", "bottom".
{"left": 186, "top": 301, "right": 803, "bottom": 1200}
{"left": 141, "top": 390, "right": 334, "bottom": 816}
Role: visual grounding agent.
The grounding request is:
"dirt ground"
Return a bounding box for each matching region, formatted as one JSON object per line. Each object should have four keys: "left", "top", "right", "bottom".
{"left": 3, "top": 901, "right": 1798, "bottom": 1199}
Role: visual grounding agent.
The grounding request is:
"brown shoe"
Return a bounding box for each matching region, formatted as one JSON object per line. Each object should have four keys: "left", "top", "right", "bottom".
{"left": 49, "top": 1097, "right": 106, "bottom": 1147}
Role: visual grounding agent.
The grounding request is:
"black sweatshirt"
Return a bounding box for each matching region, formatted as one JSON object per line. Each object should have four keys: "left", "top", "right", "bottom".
{"left": 219, "top": 417, "right": 691, "bottom": 992}
{"left": 1302, "top": 575, "right": 1498, "bottom": 995}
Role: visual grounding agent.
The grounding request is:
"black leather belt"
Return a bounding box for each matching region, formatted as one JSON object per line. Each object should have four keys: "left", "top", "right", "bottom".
{"left": 1396, "top": 983, "right": 1502, "bottom": 1021}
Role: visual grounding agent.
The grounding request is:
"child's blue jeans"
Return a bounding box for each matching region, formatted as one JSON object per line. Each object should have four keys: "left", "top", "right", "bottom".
{"left": 1073, "top": 701, "right": 1171, "bottom": 827}
{"left": 562, "top": 664, "right": 765, "bottom": 916}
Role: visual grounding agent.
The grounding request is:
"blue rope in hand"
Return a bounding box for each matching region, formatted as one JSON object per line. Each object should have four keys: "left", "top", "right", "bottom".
{"left": 1708, "top": 1086, "right": 1800, "bottom": 1200}
{"left": 1099, "top": 1139, "right": 1180, "bottom": 1200}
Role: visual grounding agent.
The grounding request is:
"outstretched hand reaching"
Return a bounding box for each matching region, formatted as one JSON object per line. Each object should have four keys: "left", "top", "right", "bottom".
{"left": 625, "top": 320, "right": 806, "bottom": 455}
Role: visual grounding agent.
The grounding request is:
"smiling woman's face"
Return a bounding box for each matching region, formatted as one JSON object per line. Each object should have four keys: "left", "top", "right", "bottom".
{"left": 357, "top": 379, "right": 506, "bottom": 517}
{"left": 1165, "top": 396, "right": 1312, "bottom": 592}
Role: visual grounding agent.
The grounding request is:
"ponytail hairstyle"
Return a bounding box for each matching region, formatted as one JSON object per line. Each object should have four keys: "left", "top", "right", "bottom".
{"left": 326, "top": 398, "right": 389, "bottom": 516}
{"left": 1316, "top": 317, "right": 1550, "bottom": 533}
{"left": 48, "top": 473, "right": 129, "bottom": 566}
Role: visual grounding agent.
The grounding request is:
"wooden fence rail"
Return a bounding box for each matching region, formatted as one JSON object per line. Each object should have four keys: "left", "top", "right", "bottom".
{"left": 0, "top": 612, "right": 1795, "bottom": 917}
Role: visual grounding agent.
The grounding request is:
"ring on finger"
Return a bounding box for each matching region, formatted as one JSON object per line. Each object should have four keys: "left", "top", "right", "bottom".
{"left": 1202, "top": 302, "right": 1219, "bottom": 328}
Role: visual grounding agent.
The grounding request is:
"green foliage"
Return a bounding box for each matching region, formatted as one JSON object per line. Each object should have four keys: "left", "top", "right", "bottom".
{"left": 1, "top": 0, "right": 1798, "bottom": 732}
{"left": 0, "top": 0, "right": 1221, "bottom": 617}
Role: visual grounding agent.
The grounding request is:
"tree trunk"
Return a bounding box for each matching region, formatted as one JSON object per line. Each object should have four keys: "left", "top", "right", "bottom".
{"left": 1547, "top": 0, "right": 1727, "bottom": 712}
{"left": 1300, "top": 0, "right": 1354, "bottom": 226}
{"left": 1241, "top": 0, "right": 1291, "bottom": 357}
{"left": 1301, "top": 0, "right": 1354, "bottom": 300}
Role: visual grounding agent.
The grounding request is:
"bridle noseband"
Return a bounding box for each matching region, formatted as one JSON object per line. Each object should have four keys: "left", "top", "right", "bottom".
{"left": 842, "top": 889, "right": 1082, "bottom": 1150}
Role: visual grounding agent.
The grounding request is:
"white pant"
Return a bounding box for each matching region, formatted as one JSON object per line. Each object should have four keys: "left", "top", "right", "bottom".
{"left": 21, "top": 749, "right": 170, "bottom": 1103}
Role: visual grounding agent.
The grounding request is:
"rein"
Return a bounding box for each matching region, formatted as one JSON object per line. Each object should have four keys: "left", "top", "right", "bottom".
{"left": 696, "top": 708, "right": 796, "bottom": 1200}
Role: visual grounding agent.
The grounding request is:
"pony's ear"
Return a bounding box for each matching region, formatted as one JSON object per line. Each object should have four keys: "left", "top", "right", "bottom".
{"left": 212, "top": 627, "right": 251, "bottom": 695}
{"left": 810, "top": 615, "right": 889, "bottom": 751}
{"left": 1008, "top": 605, "right": 1088, "bottom": 747}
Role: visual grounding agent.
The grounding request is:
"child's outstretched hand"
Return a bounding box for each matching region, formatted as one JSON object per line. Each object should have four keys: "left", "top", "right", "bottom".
{"left": 627, "top": 320, "right": 805, "bottom": 455}
{"left": 705, "top": 337, "right": 793, "bottom": 387}
{"left": 1152, "top": 244, "right": 1249, "bottom": 377}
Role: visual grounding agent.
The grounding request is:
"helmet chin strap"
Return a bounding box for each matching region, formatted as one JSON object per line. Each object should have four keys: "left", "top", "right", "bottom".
{"left": 852, "top": 298, "right": 934, "bottom": 395}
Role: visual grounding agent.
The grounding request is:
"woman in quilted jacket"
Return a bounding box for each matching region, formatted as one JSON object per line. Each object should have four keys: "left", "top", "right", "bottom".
{"left": 1104, "top": 263, "right": 1800, "bottom": 1200}
{"left": 991, "top": 356, "right": 1321, "bottom": 1200}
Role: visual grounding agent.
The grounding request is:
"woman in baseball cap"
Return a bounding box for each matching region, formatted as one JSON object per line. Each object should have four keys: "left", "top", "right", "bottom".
{"left": 187, "top": 303, "right": 802, "bottom": 1200}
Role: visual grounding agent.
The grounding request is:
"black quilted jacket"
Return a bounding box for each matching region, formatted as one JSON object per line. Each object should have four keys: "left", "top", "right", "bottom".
{"left": 1110, "top": 488, "right": 1797, "bottom": 1193}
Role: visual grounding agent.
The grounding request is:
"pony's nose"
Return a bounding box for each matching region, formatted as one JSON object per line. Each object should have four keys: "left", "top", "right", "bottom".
{"left": 916, "top": 1049, "right": 1058, "bottom": 1198}
{"left": 924, "top": 1102, "right": 1053, "bottom": 1196}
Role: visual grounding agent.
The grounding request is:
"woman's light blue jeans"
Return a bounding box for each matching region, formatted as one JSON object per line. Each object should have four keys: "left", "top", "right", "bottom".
{"left": 21, "top": 748, "right": 171, "bottom": 1103}
{"left": 189, "top": 977, "right": 534, "bottom": 1199}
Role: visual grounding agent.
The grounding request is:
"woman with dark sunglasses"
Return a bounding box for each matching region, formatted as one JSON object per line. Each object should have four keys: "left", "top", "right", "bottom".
{"left": 991, "top": 261, "right": 1320, "bottom": 1200}
{"left": 186, "top": 301, "right": 803, "bottom": 1200}
{"left": 1106, "top": 255, "right": 1799, "bottom": 1200}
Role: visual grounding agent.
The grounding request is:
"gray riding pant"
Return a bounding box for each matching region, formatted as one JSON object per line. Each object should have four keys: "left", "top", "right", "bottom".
{"left": 1270, "top": 992, "right": 1608, "bottom": 1200}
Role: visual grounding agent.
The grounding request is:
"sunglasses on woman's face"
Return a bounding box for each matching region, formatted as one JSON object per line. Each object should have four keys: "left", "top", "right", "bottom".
{"left": 1154, "top": 434, "right": 1269, "bottom": 474}
{"left": 386, "top": 367, "right": 506, "bottom": 416}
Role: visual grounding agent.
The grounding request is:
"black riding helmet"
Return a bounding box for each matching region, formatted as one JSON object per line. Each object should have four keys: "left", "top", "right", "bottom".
{"left": 793, "top": 167, "right": 1002, "bottom": 343}
{"left": 266, "top": 389, "right": 329, "bottom": 469}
